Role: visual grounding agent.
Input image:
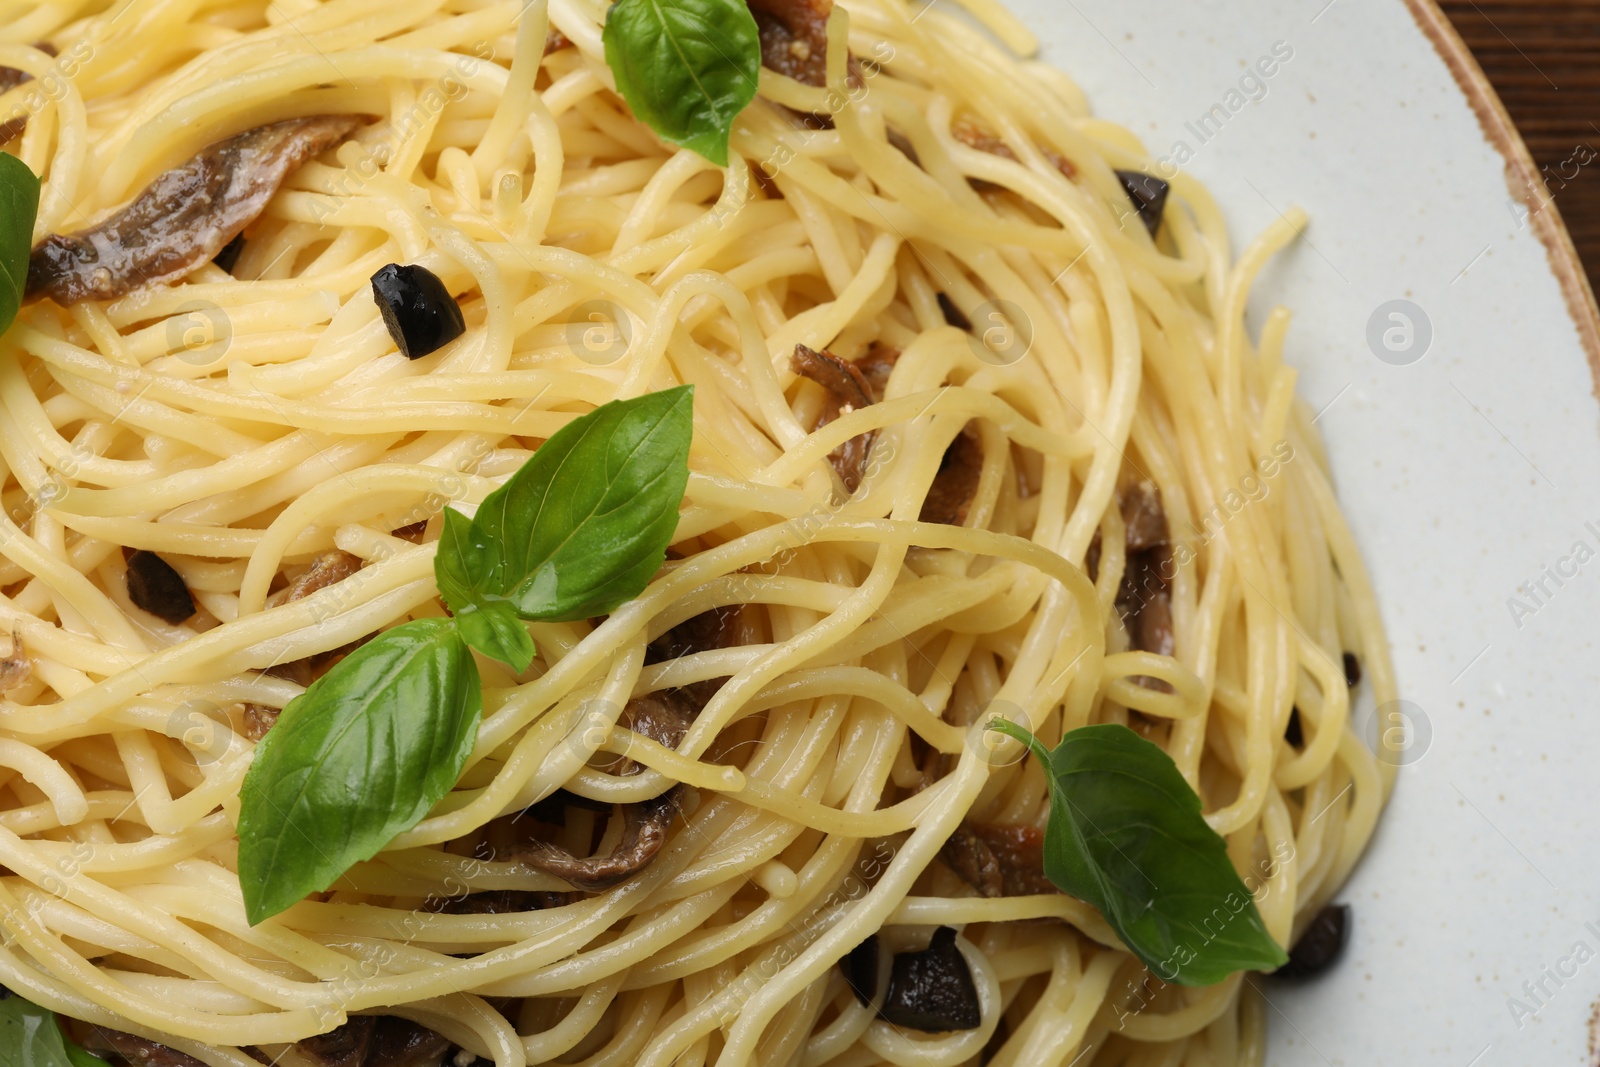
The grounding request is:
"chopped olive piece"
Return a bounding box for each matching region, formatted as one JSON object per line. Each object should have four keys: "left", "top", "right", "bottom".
{"left": 212, "top": 232, "right": 245, "bottom": 274}
{"left": 842, "top": 934, "right": 880, "bottom": 1006}
{"left": 125, "top": 549, "right": 195, "bottom": 624}
{"left": 936, "top": 292, "right": 972, "bottom": 331}
{"left": 1343, "top": 651, "right": 1362, "bottom": 687}
{"left": 1114, "top": 169, "right": 1169, "bottom": 237}
{"left": 1284, "top": 706, "right": 1303, "bottom": 748}
{"left": 371, "top": 263, "right": 467, "bottom": 360}
{"left": 880, "top": 926, "right": 981, "bottom": 1032}
{"left": 1274, "top": 903, "right": 1349, "bottom": 979}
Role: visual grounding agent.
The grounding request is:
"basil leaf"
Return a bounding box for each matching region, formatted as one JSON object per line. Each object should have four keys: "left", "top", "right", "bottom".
{"left": 0, "top": 154, "right": 41, "bottom": 337}
{"left": 0, "top": 995, "right": 107, "bottom": 1067}
{"left": 602, "top": 0, "right": 760, "bottom": 165}
{"left": 238, "top": 618, "right": 482, "bottom": 925}
{"left": 436, "top": 385, "right": 693, "bottom": 625}
{"left": 989, "top": 721, "right": 1289, "bottom": 985}
{"left": 455, "top": 599, "right": 535, "bottom": 673}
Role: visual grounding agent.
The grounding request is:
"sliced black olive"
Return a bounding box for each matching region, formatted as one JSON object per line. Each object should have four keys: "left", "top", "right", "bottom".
{"left": 1274, "top": 903, "right": 1349, "bottom": 979}
{"left": 212, "top": 233, "right": 245, "bottom": 274}
{"left": 879, "top": 926, "right": 981, "bottom": 1032}
{"left": 1113, "top": 169, "right": 1169, "bottom": 237}
{"left": 936, "top": 292, "right": 972, "bottom": 331}
{"left": 841, "top": 934, "right": 879, "bottom": 1007}
{"left": 371, "top": 263, "right": 466, "bottom": 360}
{"left": 125, "top": 550, "right": 195, "bottom": 624}
{"left": 1284, "top": 706, "right": 1303, "bottom": 748}
{"left": 1343, "top": 651, "right": 1362, "bottom": 687}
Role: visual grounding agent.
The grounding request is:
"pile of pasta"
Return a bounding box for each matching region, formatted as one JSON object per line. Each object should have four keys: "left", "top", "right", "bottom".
{"left": 0, "top": 0, "right": 1395, "bottom": 1063}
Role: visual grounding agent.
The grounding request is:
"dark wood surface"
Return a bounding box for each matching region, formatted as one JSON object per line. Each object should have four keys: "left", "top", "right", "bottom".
{"left": 1439, "top": 1, "right": 1600, "bottom": 294}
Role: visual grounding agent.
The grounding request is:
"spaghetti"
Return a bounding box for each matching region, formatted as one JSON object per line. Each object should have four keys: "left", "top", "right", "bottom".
{"left": 0, "top": 0, "right": 1397, "bottom": 1063}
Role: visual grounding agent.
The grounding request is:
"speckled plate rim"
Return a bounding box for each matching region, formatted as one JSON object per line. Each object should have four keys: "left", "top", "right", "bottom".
{"left": 1404, "top": 0, "right": 1600, "bottom": 385}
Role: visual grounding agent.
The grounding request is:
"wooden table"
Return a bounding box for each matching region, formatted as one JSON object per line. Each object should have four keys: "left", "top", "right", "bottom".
{"left": 1440, "top": 1, "right": 1600, "bottom": 292}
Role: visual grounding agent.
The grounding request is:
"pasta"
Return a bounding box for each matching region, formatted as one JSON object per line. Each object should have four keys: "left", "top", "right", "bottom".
{"left": 0, "top": 0, "right": 1398, "bottom": 1063}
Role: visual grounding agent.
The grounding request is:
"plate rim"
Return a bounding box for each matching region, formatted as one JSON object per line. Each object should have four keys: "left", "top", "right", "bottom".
{"left": 1403, "top": 0, "right": 1600, "bottom": 387}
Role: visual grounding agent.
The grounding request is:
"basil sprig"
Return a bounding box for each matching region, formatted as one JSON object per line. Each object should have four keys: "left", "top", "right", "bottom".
{"left": 601, "top": 0, "right": 761, "bottom": 166}
{"left": 988, "top": 721, "right": 1289, "bottom": 985}
{"left": 238, "top": 387, "right": 694, "bottom": 925}
{"left": 238, "top": 619, "right": 482, "bottom": 924}
{"left": 436, "top": 384, "right": 695, "bottom": 666}
{"left": 0, "top": 994, "right": 107, "bottom": 1067}
{"left": 0, "top": 154, "right": 41, "bottom": 336}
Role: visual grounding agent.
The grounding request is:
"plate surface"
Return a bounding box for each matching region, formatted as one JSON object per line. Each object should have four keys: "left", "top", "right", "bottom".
{"left": 1005, "top": 0, "right": 1600, "bottom": 1063}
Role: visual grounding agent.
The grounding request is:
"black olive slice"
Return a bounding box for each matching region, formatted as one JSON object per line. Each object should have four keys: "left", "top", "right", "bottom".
{"left": 1114, "top": 169, "right": 1169, "bottom": 237}
{"left": 936, "top": 292, "right": 972, "bottom": 331}
{"left": 879, "top": 926, "right": 981, "bottom": 1032}
{"left": 841, "top": 934, "right": 880, "bottom": 1007}
{"left": 212, "top": 233, "right": 245, "bottom": 274}
{"left": 371, "top": 263, "right": 467, "bottom": 360}
{"left": 1274, "top": 903, "right": 1349, "bottom": 979}
{"left": 125, "top": 550, "right": 196, "bottom": 624}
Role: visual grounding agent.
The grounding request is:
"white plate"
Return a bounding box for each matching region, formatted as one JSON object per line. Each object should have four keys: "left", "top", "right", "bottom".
{"left": 1006, "top": 0, "right": 1600, "bottom": 1063}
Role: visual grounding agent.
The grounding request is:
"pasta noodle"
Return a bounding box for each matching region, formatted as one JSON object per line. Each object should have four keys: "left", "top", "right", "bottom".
{"left": 0, "top": 0, "right": 1397, "bottom": 1062}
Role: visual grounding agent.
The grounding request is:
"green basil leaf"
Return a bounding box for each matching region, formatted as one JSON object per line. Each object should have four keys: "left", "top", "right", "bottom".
{"left": 435, "top": 385, "right": 693, "bottom": 625}
{"left": 455, "top": 599, "right": 535, "bottom": 673}
{"left": 602, "top": 0, "right": 760, "bottom": 165}
{"left": 0, "top": 995, "right": 107, "bottom": 1067}
{"left": 435, "top": 504, "right": 490, "bottom": 610}
{"left": 0, "top": 154, "right": 41, "bottom": 337}
{"left": 989, "top": 721, "right": 1289, "bottom": 986}
{"left": 238, "top": 618, "right": 482, "bottom": 925}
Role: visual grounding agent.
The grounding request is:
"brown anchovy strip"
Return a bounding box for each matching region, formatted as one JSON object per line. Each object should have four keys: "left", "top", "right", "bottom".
{"left": 792, "top": 341, "right": 986, "bottom": 519}
{"left": 294, "top": 1018, "right": 375, "bottom": 1067}
{"left": 792, "top": 343, "right": 878, "bottom": 492}
{"left": 918, "top": 428, "right": 982, "bottom": 527}
{"left": 748, "top": 0, "right": 832, "bottom": 87}
{"left": 511, "top": 691, "right": 695, "bottom": 891}
{"left": 951, "top": 114, "right": 1075, "bottom": 191}
{"left": 0, "top": 43, "right": 58, "bottom": 144}
{"left": 267, "top": 550, "right": 363, "bottom": 609}
{"left": 645, "top": 604, "right": 745, "bottom": 709}
{"left": 240, "top": 701, "right": 280, "bottom": 743}
{"left": 26, "top": 114, "right": 361, "bottom": 305}
{"left": 362, "top": 1017, "right": 453, "bottom": 1067}
{"left": 940, "top": 822, "right": 1058, "bottom": 898}
{"left": 82, "top": 1028, "right": 206, "bottom": 1067}
{"left": 1114, "top": 482, "right": 1176, "bottom": 688}
{"left": 857, "top": 339, "right": 984, "bottom": 525}
{"left": 245, "top": 551, "right": 367, "bottom": 733}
